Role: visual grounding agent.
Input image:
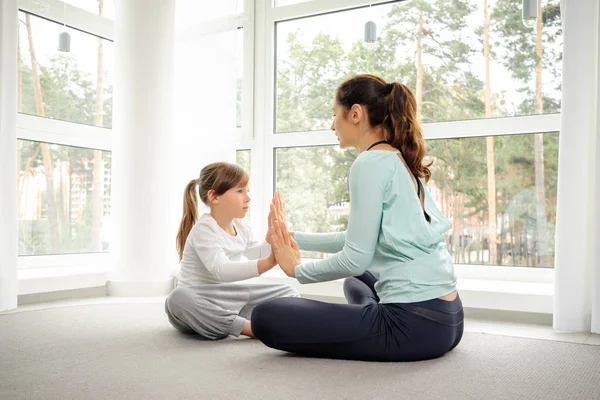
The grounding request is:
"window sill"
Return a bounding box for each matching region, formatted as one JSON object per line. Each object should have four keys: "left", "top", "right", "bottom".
{"left": 18, "top": 266, "right": 109, "bottom": 295}
{"left": 20, "top": 265, "right": 553, "bottom": 315}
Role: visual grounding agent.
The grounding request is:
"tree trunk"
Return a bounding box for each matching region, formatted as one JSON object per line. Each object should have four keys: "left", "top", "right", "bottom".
{"left": 415, "top": 10, "right": 424, "bottom": 122}
{"left": 483, "top": 0, "right": 498, "bottom": 266}
{"left": 511, "top": 217, "right": 516, "bottom": 265}
{"left": 25, "top": 14, "right": 60, "bottom": 251}
{"left": 499, "top": 213, "right": 505, "bottom": 265}
{"left": 534, "top": 0, "right": 549, "bottom": 267}
{"left": 481, "top": 210, "right": 485, "bottom": 263}
{"left": 91, "top": 0, "right": 105, "bottom": 252}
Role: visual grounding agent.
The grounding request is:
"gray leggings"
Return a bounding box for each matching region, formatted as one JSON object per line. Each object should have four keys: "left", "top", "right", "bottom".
{"left": 165, "top": 283, "right": 299, "bottom": 340}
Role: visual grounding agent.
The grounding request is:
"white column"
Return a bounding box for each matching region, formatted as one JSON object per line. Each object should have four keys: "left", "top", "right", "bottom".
{"left": 108, "top": 0, "right": 175, "bottom": 296}
{"left": 166, "top": 0, "right": 238, "bottom": 264}
{"left": 553, "top": 0, "right": 600, "bottom": 332}
{"left": 0, "top": 0, "right": 18, "bottom": 311}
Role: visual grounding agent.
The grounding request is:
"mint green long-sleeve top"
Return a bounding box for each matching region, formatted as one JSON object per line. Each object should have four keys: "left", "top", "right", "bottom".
{"left": 294, "top": 150, "right": 457, "bottom": 304}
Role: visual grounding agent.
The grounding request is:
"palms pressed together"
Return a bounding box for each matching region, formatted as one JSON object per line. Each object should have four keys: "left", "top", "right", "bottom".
{"left": 266, "top": 191, "right": 301, "bottom": 277}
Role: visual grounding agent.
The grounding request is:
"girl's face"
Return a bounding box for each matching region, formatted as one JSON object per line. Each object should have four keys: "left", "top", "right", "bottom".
{"left": 212, "top": 184, "right": 251, "bottom": 219}
{"left": 331, "top": 100, "right": 360, "bottom": 149}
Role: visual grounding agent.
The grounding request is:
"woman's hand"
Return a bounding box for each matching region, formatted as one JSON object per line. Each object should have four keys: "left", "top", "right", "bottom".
{"left": 266, "top": 191, "right": 294, "bottom": 243}
{"left": 269, "top": 220, "right": 301, "bottom": 278}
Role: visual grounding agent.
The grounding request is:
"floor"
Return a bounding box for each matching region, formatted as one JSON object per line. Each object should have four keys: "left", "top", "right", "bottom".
{"left": 3, "top": 296, "right": 599, "bottom": 346}
{"left": 4, "top": 301, "right": 600, "bottom": 400}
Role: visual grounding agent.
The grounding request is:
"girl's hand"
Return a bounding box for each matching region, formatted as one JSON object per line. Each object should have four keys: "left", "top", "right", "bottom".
{"left": 269, "top": 220, "right": 301, "bottom": 278}
{"left": 257, "top": 253, "right": 278, "bottom": 275}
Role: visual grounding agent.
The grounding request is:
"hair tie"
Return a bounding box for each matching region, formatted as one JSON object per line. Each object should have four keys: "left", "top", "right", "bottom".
{"left": 383, "top": 83, "right": 394, "bottom": 95}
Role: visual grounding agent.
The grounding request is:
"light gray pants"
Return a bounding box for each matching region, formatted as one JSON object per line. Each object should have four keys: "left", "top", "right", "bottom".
{"left": 165, "top": 283, "right": 299, "bottom": 340}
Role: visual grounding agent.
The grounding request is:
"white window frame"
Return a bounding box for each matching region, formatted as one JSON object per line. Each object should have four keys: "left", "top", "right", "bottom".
{"left": 238, "top": 0, "right": 256, "bottom": 142}
{"left": 238, "top": 0, "right": 560, "bottom": 285}
{"left": 16, "top": 0, "right": 114, "bottom": 270}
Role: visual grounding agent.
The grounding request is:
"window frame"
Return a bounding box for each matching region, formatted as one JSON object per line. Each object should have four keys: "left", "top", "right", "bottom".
{"left": 238, "top": 0, "right": 561, "bottom": 283}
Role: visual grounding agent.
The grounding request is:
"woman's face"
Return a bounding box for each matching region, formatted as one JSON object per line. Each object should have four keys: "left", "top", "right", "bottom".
{"left": 331, "top": 100, "right": 359, "bottom": 149}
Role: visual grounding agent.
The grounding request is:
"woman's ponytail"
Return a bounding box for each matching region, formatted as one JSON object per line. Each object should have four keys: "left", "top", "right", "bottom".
{"left": 384, "top": 82, "right": 431, "bottom": 182}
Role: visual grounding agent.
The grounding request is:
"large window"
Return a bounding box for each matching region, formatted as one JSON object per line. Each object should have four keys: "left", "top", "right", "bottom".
{"left": 241, "top": 0, "right": 562, "bottom": 275}
{"left": 275, "top": 0, "right": 562, "bottom": 133}
{"left": 17, "top": 0, "right": 113, "bottom": 267}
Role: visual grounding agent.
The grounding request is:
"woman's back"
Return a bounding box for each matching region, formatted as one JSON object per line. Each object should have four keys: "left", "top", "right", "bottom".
{"left": 369, "top": 150, "right": 456, "bottom": 303}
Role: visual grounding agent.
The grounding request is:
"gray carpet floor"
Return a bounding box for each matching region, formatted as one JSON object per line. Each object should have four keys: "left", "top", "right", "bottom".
{"left": 1, "top": 303, "right": 600, "bottom": 400}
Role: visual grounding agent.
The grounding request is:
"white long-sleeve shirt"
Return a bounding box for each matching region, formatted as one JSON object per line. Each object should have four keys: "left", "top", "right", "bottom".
{"left": 177, "top": 213, "right": 272, "bottom": 286}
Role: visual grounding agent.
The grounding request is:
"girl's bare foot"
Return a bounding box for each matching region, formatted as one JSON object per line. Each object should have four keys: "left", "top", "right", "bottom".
{"left": 241, "top": 320, "right": 255, "bottom": 338}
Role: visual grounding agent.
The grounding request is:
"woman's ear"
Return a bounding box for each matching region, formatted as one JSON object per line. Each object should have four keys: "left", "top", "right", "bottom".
{"left": 350, "top": 104, "right": 363, "bottom": 124}
{"left": 207, "top": 190, "right": 219, "bottom": 204}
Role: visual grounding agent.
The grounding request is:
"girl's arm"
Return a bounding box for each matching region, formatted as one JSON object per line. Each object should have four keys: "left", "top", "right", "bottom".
{"left": 192, "top": 225, "right": 276, "bottom": 282}
{"left": 242, "top": 221, "right": 272, "bottom": 260}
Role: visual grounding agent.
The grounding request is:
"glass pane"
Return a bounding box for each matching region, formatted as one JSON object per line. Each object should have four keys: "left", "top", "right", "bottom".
{"left": 236, "top": 150, "right": 251, "bottom": 175}
{"left": 236, "top": 150, "right": 251, "bottom": 220}
{"left": 18, "top": 140, "right": 112, "bottom": 256}
{"left": 275, "top": 133, "right": 559, "bottom": 267}
{"left": 62, "top": 0, "right": 115, "bottom": 19}
{"left": 275, "top": 0, "right": 562, "bottom": 133}
{"left": 275, "top": 146, "right": 357, "bottom": 259}
{"left": 237, "top": 28, "right": 243, "bottom": 129}
{"left": 427, "top": 132, "right": 559, "bottom": 268}
{"left": 18, "top": 11, "right": 114, "bottom": 128}
{"left": 275, "top": 0, "right": 313, "bottom": 6}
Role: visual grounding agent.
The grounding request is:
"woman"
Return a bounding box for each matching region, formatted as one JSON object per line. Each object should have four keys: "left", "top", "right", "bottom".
{"left": 252, "top": 74, "right": 463, "bottom": 361}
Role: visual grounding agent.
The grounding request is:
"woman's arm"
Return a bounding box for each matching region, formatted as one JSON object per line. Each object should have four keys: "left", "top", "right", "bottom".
{"left": 293, "top": 231, "right": 346, "bottom": 253}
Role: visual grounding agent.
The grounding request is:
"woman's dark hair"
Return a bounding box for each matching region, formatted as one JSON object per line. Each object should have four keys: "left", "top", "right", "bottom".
{"left": 336, "top": 74, "right": 432, "bottom": 181}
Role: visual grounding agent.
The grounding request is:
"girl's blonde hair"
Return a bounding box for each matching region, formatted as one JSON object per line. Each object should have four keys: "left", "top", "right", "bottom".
{"left": 176, "top": 162, "right": 249, "bottom": 261}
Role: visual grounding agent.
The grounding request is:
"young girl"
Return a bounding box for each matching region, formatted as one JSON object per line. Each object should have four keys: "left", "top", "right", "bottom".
{"left": 165, "top": 162, "right": 299, "bottom": 340}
